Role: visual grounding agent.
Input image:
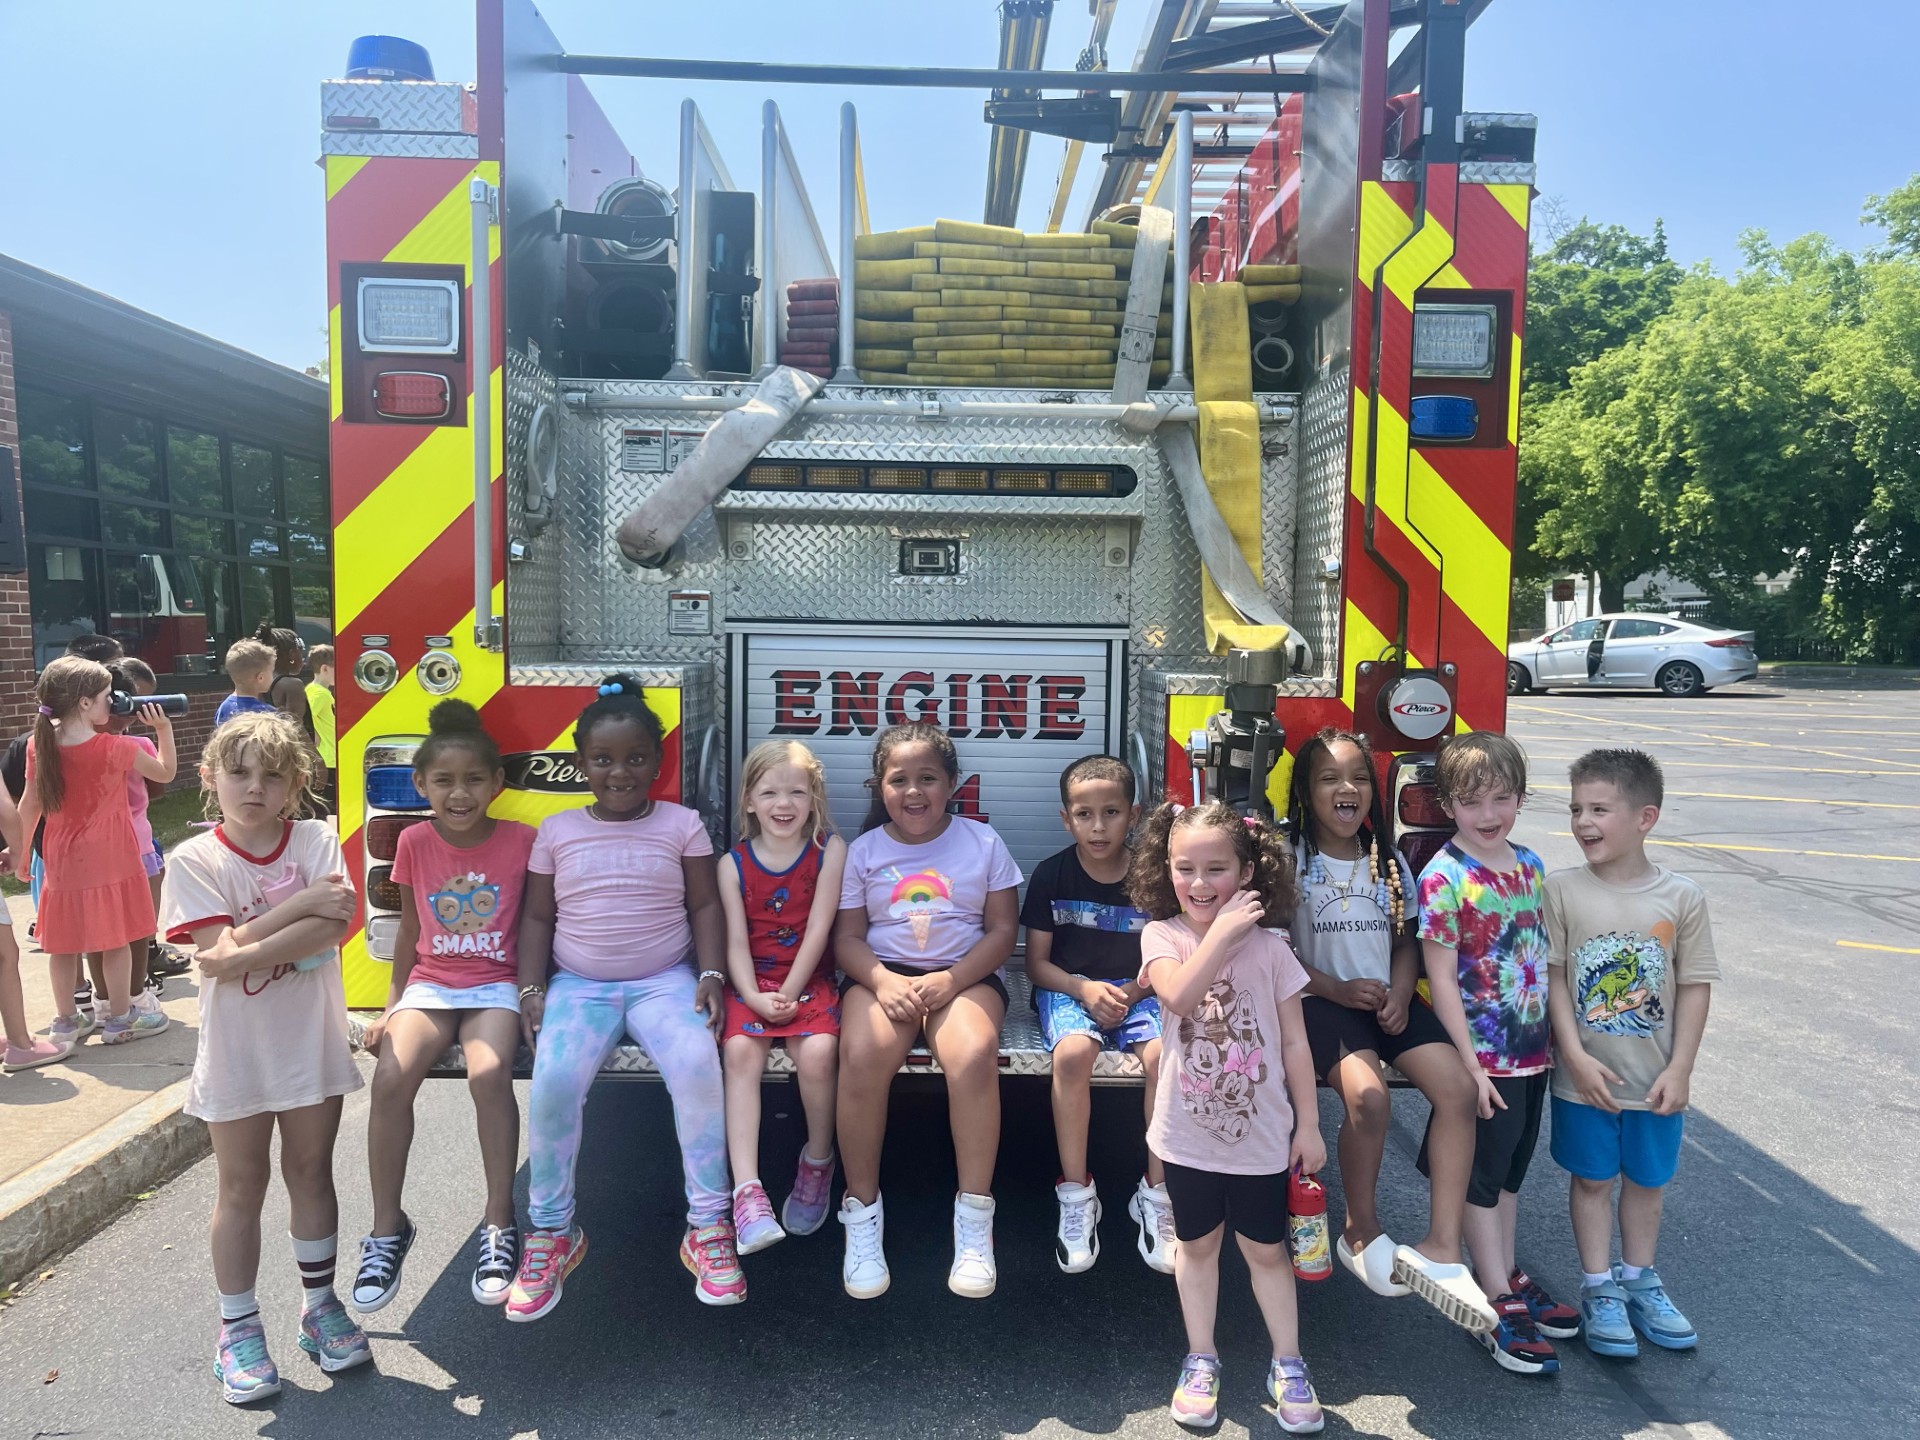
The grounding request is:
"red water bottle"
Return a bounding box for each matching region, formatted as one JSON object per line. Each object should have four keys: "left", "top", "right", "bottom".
{"left": 1287, "top": 1165, "right": 1332, "bottom": 1282}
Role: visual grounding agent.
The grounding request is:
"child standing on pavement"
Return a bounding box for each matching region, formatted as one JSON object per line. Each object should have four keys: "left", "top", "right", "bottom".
{"left": 508, "top": 675, "right": 738, "bottom": 1320}
{"left": 352, "top": 700, "right": 535, "bottom": 1314}
{"left": 1022, "top": 754, "right": 1174, "bottom": 1275}
{"left": 1286, "top": 727, "right": 1490, "bottom": 1331}
{"left": 160, "top": 711, "right": 368, "bottom": 1404}
{"left": 1547, "top": 748, "right": 1717, "bottom": 1358}
{"left": 15, "top": 657, "right": 177, "bottom": 1047}
{"left": 719, "top": 740, "right": 847, "bottom": 1256}
{"left": 1, "top": 782, "right": 70, "bottom": 1071}
{"left": 1132, "top": 801, "right": 1326, "bottom": 1435}
{"left": 833, "top": 722, "right": 1022, "bottom": 1303}
{"left": 1416, "top": 732, "right": 1580, "bottom": 1375}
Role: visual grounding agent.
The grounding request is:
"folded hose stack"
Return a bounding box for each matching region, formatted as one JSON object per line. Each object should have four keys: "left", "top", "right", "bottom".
{"left": 782, "top": 278, "right": 840, "bottom": 378}
{"left": 851, "top": 219, "right": 1176, "bottom": 387}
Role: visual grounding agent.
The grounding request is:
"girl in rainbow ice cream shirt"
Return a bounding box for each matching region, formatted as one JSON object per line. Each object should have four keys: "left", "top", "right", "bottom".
{"left": 833, "top": 723, "right": 1021, "bottom": 1303}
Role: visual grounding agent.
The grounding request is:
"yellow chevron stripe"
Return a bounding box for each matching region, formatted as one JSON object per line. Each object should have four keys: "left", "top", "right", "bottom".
{"left": 325, "top": 155, "right": 369, "bottom": 201}
{"left": 1487, "top": 183, "right": 1530, "bottom": 233}
{"left": 383, "top": 161, "right": 501, "bottom": 269}
{"left": 1348, "top": 387, "right": 1441, "bottom": 568}
{"left": 327, "top": 305, "right": 343, "bottom": 421}
{"left": 332, "top": 418, "right": 488, "bottom": 628}
{"left": 1342, "top": 598, "right": 1412, "bottom": 690}
{"left": 1409, "top": 445, "right": 1512, "bottom": 652}
{"left": 1508, "top": 333, "right": 1524, "bottom": 445}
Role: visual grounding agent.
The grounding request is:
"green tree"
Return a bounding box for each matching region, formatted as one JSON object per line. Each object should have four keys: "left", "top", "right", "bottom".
{"left": 1523, "top": 219, "right": 1682, "bottom": 394}
{"left": 1864, "top": 173, "right": 1920, "bottom": 258}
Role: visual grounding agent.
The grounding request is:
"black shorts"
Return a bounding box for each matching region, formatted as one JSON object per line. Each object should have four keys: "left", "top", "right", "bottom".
{"left": 840, "top": 960, "right": 1010, "bottom": 1012}
{"left": 1301, "top": 994, "right": 1453, "bottom": 1080}
{"left": 1417, "top": 1071, "right": 1547, "bottom": 1208}
{"left": 1159, "top": 1161, "right": 1290, "bottom": 1244}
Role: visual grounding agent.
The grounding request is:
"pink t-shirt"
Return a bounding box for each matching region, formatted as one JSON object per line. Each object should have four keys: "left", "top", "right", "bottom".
{"left": 1142, "top": 918, "right": 1311, "bottom": 1175}
{"left": 839, "top": 818, "right": 1022, "bottom": 969}
{"left": 391, "top": 819, "right": 537, "bottom": 990}
{"left": 529, "top": 803, "right": 714, "bottom": 981}
{"left": 125, "top": 736, "right": 157, "bottom": 855}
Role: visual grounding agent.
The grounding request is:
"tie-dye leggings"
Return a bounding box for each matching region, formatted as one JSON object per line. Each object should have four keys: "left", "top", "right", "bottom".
{"left": 526, "top": 967, "right": 729, "bottom": 1232}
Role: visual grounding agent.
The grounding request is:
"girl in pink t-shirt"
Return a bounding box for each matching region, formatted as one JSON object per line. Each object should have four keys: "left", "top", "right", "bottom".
{"left": 507, "top": 675, "right": 735, "bottom": 1320}
{"left": 1130, "top": 802, "right": 1326, "bottom": 1434}
{"left": 351, "top": 700, "right": 535, "bottom": 1317}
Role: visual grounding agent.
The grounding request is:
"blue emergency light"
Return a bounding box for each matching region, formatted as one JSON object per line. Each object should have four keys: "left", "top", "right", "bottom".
{"left": 1409, "top": 395, "right": 1477, "bottom": 443}
{"left": 346, "top": 35, "right": 435, "bottom": 82}
{"left": 364, "top": 765, "right": 431, "bottom": 811}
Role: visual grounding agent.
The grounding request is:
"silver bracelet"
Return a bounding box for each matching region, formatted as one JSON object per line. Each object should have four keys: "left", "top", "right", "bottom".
{"left": 697, "top": 969, "right": 726, "bottom": 984}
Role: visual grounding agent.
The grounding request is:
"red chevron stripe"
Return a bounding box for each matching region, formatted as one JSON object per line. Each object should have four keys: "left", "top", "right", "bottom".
{"left": 333, "top": 516, "right": 477, "bottom": 734}
{"left": 1447, "top": 184, "right": 1530, "bottom": 313}
{"left": 1440, "top": 589, "right": 1510, "bottom": 733}
{"left": 1414, "top": 443, "right": 1516, "bottom": 549}
{"left": 325, "top": 158, "right": 478, "bottom": 305}
{"left": 329, "top": 422, "right": 434, "bottom": 520}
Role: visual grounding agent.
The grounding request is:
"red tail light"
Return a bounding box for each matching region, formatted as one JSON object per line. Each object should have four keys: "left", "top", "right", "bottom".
{"left": 365, "top": 814, "right": 428, "bottom": 862}
{"left": 372, "top": 371, "right": 452, "bottom": 420}
{"left": 1398, "top": 784, "right": 1449, "bottom": 828}
{"left": 1705, "top": 636, "right": 1750, "bottom": 649}
{"left": 366, "top": 865, "right": 404, "bottom": 912}
{"left": 1400, "top": 829, "right": 1451, "bottom": 878}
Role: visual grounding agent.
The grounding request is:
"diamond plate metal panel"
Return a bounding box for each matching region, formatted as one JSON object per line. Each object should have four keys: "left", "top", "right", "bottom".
{"left": 322, "top": 80, "right": 473, "bottom": 134}
{"left": 1460, "top": 162, "right": 1537, "bottom": 185}
{"left": 505, "top": 346, "right": 561, "bottom": 656}
{"left": 1292, "top": 362, "right": 1349, "bottom": 681}
{"left": 321, "top": 132, "right": 478, "bottom": 159}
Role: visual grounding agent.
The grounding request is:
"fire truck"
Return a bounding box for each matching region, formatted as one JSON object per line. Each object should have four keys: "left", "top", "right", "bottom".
{"left": 320, "top": 0, "right": 1534, "bottom": 1078}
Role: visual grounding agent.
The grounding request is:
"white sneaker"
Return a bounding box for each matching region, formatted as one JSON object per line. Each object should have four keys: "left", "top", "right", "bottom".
{"left": 1054, "top": 1179, "right": 1101, "bottom": 1273}
{"left": 949, "top": 1192, "right": 997, "bottom": 1298}
{"left": 839, "top": 1193, "right": 889, "bottom": 1299}
{"left": 1129, "top": 1177, "right": 1178, "bottom": 1274}
{"left": 133, "top": 987, "right": 163, "bottom": 1018}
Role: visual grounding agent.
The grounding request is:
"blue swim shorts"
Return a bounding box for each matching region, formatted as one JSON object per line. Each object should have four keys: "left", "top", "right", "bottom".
{"left": 1035, "top": 986, "right": 1161, "bottom": 1052}
{"left": 1549, "top": 1093, "right": 1684, "bottom": 1189}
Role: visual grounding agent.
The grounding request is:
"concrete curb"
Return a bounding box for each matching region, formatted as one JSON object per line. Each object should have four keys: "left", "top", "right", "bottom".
{"left": 0, "top": 1077, "right": 209, "bottom": 1289}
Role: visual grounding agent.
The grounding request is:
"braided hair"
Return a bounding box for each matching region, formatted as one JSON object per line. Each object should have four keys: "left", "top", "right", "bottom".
{"left": 1286, "top": 726, "right": 1403, "bottom": 929}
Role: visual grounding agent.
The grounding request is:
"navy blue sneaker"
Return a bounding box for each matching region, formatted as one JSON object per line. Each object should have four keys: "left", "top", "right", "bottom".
{"left": 1478, "top": 1295, "right": 1560, "bottom": 1375}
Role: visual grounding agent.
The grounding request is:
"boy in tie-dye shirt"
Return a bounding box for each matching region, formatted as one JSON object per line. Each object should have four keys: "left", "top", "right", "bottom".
{"left": 1416, "top": 732, "right": 1577, "bottom": 1376}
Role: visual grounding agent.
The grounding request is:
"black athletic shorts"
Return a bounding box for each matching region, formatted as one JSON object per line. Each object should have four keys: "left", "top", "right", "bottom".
{"left": 840, "top": 960, "right": 1009, "bottom": 1012}
{"left": 1302, "top": 993, "right": 1453, "bottom": 1080}
{"left": 1160, "top": 1161, "right": 1290, "bottom": 1244}
{"left": 1417, "top": 1071, "right": 1547, "bottom": 1208}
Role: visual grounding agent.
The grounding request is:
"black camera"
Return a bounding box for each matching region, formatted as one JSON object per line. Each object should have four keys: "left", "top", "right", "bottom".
{"left": 108, "top": 690, "right": 190, "bottom": 718}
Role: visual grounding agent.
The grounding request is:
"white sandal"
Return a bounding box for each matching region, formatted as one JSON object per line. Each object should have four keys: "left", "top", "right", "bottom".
{"left": 1337, "top": 1233, "right": 1411, "bottom": 1297}
{"left": 1391, "top": 1245, "right": 1499, "bottom": 1333}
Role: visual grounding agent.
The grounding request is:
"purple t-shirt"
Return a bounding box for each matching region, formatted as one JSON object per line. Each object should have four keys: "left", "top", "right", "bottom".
{"left": 529, "top": 803, "right": 714, "bottom": 981}
{"left": 840, "top": 818, "right": 1021, "bottom": 968}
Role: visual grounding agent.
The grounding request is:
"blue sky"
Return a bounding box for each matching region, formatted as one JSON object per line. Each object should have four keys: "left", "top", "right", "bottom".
{"left": 0, "top": 1, "right": 1908, "bottom": 371}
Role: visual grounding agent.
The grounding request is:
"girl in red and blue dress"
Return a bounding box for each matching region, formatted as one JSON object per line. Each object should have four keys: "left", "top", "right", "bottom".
{"left": 718, "top": 740, "right": 848, "bottom": 1257}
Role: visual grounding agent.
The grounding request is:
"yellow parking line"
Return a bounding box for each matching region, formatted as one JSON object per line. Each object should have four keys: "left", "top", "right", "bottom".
{"left": 1554, "top": 833, "right": 1920, "bottom": 865}
{"left": 1533, "top": 781, "right": 1920, "bottom": 811}
{"left": 1837, "top": 940, "right": 1920, "bottom": 955}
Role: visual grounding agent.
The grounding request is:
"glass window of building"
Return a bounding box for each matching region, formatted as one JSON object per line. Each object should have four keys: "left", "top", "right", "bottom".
{"left": 94, "top": 409, "right": 161, "bottom": 501}
{"left": 239, "top": 563, "right": 279, "bottom": 634}
{"left": 29, "top": 543, "right": 101, "bottom": 668}
{"left": 18, "top": 388, "right": 88, "bottom": 490}
{"left": 24, "top": 487, "right": 98, "bottom": 542}
{"left": 291, "top": 567, "right": 333, "bottom": 647}
{"left": 101, "top": 501, "right": 167, "bottom": 549}
{"left": 167, "top": 427, "right": 225, "bottom": 511}
{"left": 231, "top": 443, "right": 278, "bottom": 518}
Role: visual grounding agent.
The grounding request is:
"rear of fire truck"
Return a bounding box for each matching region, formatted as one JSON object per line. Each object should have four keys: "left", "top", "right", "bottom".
{"left": 318, "top": 0, "right": 1534, "bottom": 1078}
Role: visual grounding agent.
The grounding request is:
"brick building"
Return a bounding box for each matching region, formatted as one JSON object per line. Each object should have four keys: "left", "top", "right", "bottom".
{"left": 0, "top": 255, "right": 329, "bottom": 782}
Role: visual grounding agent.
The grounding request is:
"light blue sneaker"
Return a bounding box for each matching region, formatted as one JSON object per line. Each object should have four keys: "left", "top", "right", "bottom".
{"left": 1580, "top": 1278, "right": 1639, "bottom": 1358}
{"left": 297, "top": 1293, "right": 373, "bottom": 1371}
{"left": 99, "top": 1007, "right": 168, "bottom": 1045}
{"left": 213, "top": 1315, "right": 281, "bottom": 1405}
{"left": 1617, "top": 1265, "right": 1697, "bottom": 1350}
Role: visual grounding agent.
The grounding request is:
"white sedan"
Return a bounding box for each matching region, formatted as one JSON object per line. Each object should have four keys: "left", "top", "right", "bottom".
{"left": 1507, "top": 614, "right": 1758, "bottom": 698}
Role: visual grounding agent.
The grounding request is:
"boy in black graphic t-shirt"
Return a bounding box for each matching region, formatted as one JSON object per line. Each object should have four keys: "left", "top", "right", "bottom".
{"left": 1022, "top": 756, "right": 1173, "bottom": 1275}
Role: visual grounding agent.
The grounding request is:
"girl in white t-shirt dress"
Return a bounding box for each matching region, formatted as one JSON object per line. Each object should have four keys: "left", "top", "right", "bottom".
{"left": 160, "top": 712, "right": 366, "bottom": 1406}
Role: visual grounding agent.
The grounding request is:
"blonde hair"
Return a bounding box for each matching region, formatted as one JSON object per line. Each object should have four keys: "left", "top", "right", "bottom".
{"left": 736, "top": 739, "right": 834, "bottom": 844}
{"left": 199, "top": 710, "right": 322, "bottom": 822}
{"left": 32, "top": 656, "right": 113, "bottom": 813}
{"left": 1435, "top": 731, "right": 1529, "bottom": 806}
{"left": 224, "top": 638, "right": 275, "bottom": 684}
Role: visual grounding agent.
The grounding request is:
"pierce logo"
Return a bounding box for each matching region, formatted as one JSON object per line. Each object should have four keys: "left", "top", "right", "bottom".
{"left": 1392, "top": 700, "right": 1449, "bottom": 718}
{"left": 501, "top": 752, "right": 590, "bottom": 793}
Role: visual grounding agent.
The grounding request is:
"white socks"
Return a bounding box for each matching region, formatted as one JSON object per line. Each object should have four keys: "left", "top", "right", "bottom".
{"left": 291, "top": 1233, "right": 339, "bottom": 1313}
{"left": 1618, "top": 1263, "right": 1644, "bottom": 1281}
{"left": 218, "top": 1287, "right": 258, "bottom": 1323}
{"left": 1583, "top": 1270, "right": 1611, "bottom": 1289}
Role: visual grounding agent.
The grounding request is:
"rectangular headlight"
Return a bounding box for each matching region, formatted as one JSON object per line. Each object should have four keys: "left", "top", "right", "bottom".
{"left": 357, "top": 277, "right": 461, "bottom": 354}
{"left": 1411, "top": 303, "right": 1497, "bottom": 378}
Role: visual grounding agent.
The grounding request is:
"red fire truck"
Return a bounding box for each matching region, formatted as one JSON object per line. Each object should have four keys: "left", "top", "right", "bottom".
{"left": 320, "top": 0, "right": 1534, "bottom": 1078}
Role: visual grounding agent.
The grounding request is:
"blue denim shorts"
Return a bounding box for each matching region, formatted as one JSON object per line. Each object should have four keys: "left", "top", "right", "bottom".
{"left": 1549, "top": 1093, "right": 1684, "bottom": 1189}
{"left": 1035, "top": 986, "right": 1162, "bottom": 1052}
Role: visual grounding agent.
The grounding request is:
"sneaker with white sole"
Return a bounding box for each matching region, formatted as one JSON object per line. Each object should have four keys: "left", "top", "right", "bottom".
{"left": 782, "top": 1149, "right": 835, "bottom": 1236}
{"left": 212, "top": 1315, "right": 281, "bottom": 1405}
{"left": 100, "top": 1006, "right": 168, "bottom": 1044}
{"left": 681, "top": 1222, "right": 748, "bottom": 1305}
{"left": 732, "top": 1180, "right": 786, "bottom": 1256}
{"left": 350, "top": 1217, "right": 417, "bottom": 1312}
{"left": 1268, "top": 1355, "right": 1325, "bottom": 1434}
{"left": 3, "top": 1037, "right": 72, "bottom": 1073}
{"left": 297, "top": 1294, "right": 373, "bottom": 1372}
{"left": 504, "top": 1224, "right": 587, "bottom": 1322}
{"left": 48, "top": 1012, "right": 95, "bottom": 1047}
{"left": 1054, "top": 1178, "right": 1100, "bottom": 1273}
{"left": 471, "top": 1224, "right": 518, "bottom": 1305}
{"left": 1129, "top": 1178, "right": 1178, "bottom": 1274}
{"left": 839, "top": 1193, "right": 889, "bottom": 1299}
{"left": 949, "top": 1192, "right": 997, "bottom": 1298}
{"left": 1616, "top": 1265, "right": 1697, "bottom": 1350}
{"left": 1169, "top": 1351, "right": 1221, "bottom": 1428}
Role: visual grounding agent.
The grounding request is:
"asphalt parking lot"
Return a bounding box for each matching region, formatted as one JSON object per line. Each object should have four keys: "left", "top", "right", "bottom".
{"left": 2, "top": 674, "right": 1916, "bottom": 1440}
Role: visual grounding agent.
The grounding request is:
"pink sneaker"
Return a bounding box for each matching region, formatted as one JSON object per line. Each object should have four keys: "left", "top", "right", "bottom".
{"left": 732, "top": 1180, "right": 786, "bottom": 1255}
{"left": 782, "top": 1150, "right": 835, "bottom": 1236}
{"left": 3, "top": 1038, "right": 72, "bottom": 1073}
{"left": 503, "top": 1224, "right": 587, "bottom": 1323}
{"left": 680, "top": 1223, "right": 747, "bottom": 1306}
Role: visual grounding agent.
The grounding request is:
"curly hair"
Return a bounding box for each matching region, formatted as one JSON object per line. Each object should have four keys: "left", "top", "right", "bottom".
{"left": 199, "top": 710, "right": 323, "bottom": 822}
{"left": 1125, "top": 801, "right": 1299, "bottom": 922}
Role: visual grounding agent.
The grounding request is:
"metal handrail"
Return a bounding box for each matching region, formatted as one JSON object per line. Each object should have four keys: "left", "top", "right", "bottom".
{"left": 1167, "top": 109, "right": 1193, "bottom": 389}
{"left": 832, "top": 102, "right": 866, "bottom": 385}
{"left": 468, "top": 176, "right": 496, "bottom": 648}
{"left": 666, "top": 100, "right": 736, "bottom": 381}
